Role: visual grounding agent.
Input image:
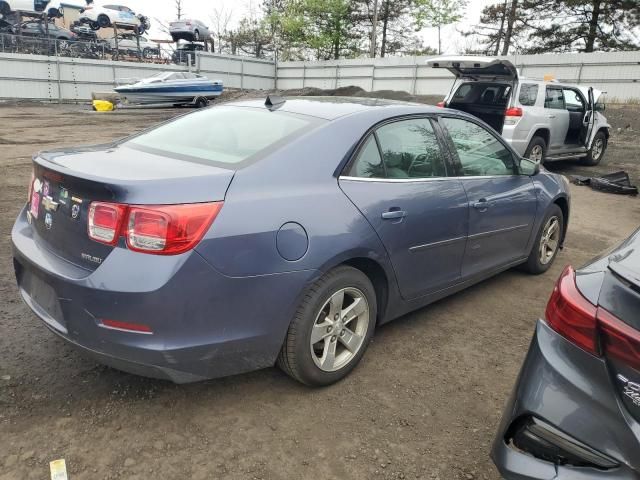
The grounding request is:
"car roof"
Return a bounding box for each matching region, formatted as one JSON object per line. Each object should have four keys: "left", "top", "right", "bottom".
{"left": 227, "top": 96, "right": 440, "bottom": 120}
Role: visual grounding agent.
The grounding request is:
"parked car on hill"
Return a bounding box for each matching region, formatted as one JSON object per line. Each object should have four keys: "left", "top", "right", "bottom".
{"left": 78, "top": 2, "right": 149, "bottom": 34}
{"left": 106, "top": 33, "right": 158, "bottom": 58}
{"left": 13, "top": 97, "right": 571, "bottom": 386}
{"left": 429, "top": 56, "right": 611, "bottom": 166}
{"left": 14, "top": 20, "right": 76, "bottom": 41}
{"left": 172, "top": 42, "right": 203, "bottom": 65}
{"left": 493, "top": 227, "right": 640, "bottom": 479}
{"left": 169, "top": 18, "right": 209, "bottom": 42}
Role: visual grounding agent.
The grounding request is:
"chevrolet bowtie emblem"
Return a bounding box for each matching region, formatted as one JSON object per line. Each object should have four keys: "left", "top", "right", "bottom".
{"left": 42, "top": 196, "right": 59, "bottom": 212}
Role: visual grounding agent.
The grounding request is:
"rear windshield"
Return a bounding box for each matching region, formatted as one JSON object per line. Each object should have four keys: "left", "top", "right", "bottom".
{"left": 126, "top": 106, "right": 318, "bottom": 166}
{"left": 451, "top": 82, "right": 512, "bottom": 107}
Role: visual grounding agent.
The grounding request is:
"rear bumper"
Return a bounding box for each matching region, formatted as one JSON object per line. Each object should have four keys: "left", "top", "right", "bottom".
{"left": 12, "top": 206, "right": 317, "bottom": 383}
{"left": 492, "top": 320, "right": 640, "bottom": 479}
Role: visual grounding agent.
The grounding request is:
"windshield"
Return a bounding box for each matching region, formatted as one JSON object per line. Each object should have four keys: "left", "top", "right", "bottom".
{"left": 126, "top": 106, "right": 320, "bottom": 166}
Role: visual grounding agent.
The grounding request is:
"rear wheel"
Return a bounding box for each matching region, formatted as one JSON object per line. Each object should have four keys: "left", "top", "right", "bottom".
{"left": 89, "top": 21, "right": 100, "bottom": 31}
{"left": 521, "top": 204, "right": 564, "bottom": 275}
{"left": 277, "top": 266, "right": 376, "bottom": 386}
{"left": 524, "top": 136, "right": 547, "bottom": 164}
{"left": 0, "top": 1, "right": 10, "bottom": 16}
{"left": 581, "top": 130, "right": 607, "bottom": 166}
{"left": 193, "top": 29, "right": 200, "bottom": 41}
{"left": 194, "top": 97, "right": 209, "bottom": 108}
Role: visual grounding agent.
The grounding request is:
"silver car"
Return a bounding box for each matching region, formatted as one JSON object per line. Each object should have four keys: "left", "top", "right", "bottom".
{"left": 169, "top": 18, "right": 209, "bottom": 42}
{"left": 429, "top": 56, "right": 611, "bottom": 166}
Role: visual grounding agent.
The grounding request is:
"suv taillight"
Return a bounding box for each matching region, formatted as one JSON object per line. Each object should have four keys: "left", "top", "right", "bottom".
{"left": 546, "top": 266, "right": 640, "bottom": 371}
{"left": 505, "top": 107, "right": 523, "bottom": 117}
{"left": 436, "top": 101, "right": 446, "bottom": 108}
{"left": 88, "top": 202, "right": 223, "bottom": 255}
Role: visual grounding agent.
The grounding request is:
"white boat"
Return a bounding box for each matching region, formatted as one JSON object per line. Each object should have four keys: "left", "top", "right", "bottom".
{"left": 114, "top": 71, "right": 223, "bottom": 106}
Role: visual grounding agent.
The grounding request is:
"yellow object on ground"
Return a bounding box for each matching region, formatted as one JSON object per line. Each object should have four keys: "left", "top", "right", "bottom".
{"left": 93, "top": 100, "right": 115, "bottom": 112}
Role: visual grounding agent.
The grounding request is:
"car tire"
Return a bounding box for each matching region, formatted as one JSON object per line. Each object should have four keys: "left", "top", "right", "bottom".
{"left": 521, "top": 204, "right": 564, "bottom": 275}
{"left": 0, "top": 1, "right": 10, "bottom": 16}
{"left": 277, "top": 266, "right": 377, "bottom": 386}
{"left": 97, "top": 14, "right": 110, "bottom": 28}
{"left": 524, "top": 136, "right": 547, "bottom": 164}
{"left": 194, "top": 97, "right": 209, "bottom": 108}
{"left": 581, "top": 130, "right": 607, "bottom": 166}
{"left": 89, "top": 21, "right": 100, "bottom": 31}
{"left": 194, "top": 29, "right": 200, "bottom": 41}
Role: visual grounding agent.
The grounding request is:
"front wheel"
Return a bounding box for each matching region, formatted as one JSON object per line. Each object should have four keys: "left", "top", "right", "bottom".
{"left": 521, "top": 204, "right": 564, "bottom": 275}
{"left": 97, "top": 14, "right": 110, "bottom": 28}
{"left": 581, "top": 131, "right": 607, "bottom": 166}
{"left": 277, "top": 266, "right": 376, "bottom": 386}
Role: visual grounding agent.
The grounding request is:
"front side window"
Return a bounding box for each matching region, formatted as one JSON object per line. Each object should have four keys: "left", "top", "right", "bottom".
{"left": 519, "top": 83, "right": 539, "bottom": 106}
{"left": 348, "top": 118, "right": 447, "bottom": 179}
{"left": 563, "top": 89, "right": 585, "bottom": 111}
{"left": 126, "top": 106, "right": 318, "bottom": 166}
{"left": 440, "top": 117, "right": 515, "bottom": 176}
{"left": 545, "top": 87, "right": 565, "bottom": 109}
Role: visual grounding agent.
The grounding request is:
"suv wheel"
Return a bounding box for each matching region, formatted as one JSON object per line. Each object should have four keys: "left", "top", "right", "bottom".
{"left": 521, "top": 204, "right": 564, "bottom": 275}
{"left": 581, "top": 131, "right": 607, "bottom": 166}
{"left": 524, "top": 136, "right": 547, "bottom": 163}
{"left": 277, "top": 266, "right": 376, "bottom": 386}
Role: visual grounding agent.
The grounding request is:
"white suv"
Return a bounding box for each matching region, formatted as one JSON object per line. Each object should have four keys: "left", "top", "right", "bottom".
{"left": 428, "top": 56, "right": 611, "bottom": 166}
{"left": 0, "top": 0, "right": 62, "bottom": 18}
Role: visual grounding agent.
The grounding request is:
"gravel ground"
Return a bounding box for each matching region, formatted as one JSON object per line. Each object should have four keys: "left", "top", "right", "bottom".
{"left": 0, "top": 94, "right": 639, "bottom": 480}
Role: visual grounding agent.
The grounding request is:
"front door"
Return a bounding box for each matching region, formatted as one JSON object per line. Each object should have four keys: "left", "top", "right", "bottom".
{"left": 339, "top": 117, "right": 469, "bottom": 300}
{"left": 438, "top": 116, "right": 538, "bottom": 278}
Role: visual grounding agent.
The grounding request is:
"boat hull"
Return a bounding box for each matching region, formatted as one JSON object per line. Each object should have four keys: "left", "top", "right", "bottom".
{"left": 115, "top": 83, "right": 223, "bottom": 105}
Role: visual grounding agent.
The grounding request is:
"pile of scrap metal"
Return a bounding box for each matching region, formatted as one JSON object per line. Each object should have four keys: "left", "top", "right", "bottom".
{"left": 572, "top": 171, "right": 638, "bottom": 196}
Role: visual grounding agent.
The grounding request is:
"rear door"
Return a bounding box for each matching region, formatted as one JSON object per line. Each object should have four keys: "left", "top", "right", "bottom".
{"left": 438, "top": 115, "right": 537, "bottom": 278}
{"left": 544, "top": 86, "right": 570, "bottom": 148}
{"left": 339, "top": 116, "right": 469, "bottom": 300}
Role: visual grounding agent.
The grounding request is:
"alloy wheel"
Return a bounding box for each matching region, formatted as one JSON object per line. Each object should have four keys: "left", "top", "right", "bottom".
{"left": 592, "top": 138, "right": 604, "bottom": 161}
{"left": 539, "top": 216, "right": 560, "bottom": 265}
{"left": 529, "top": 145, "right": 543, "bottom": 163}
{"left": 310, "top": 287, "right": 370, "bottom": 372}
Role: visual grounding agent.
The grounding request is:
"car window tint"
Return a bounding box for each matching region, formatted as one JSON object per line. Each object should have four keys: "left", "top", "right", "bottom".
{"left": 441, "top": 117, "right": 515, "bottom": 177}
{"left": 348, "top": 136, "right": 385, "bottom": 178}
{"left": 376, "top": 118, "right": 446, "bottom": 179}
{"left": 127, "top": 107, "right": 319, "bottom": 166}
{"left": 519, "top": 83, "right": 539, "bottom": 106}
{"left": 453, "top": 84, "right": 473, "bottom": 100}
{"left": 545, "top": 88, "right": 565, "bottom": 109}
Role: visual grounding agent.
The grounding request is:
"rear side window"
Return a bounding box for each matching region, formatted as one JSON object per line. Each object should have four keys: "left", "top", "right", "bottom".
{"left": 348, "top": 118, "right": 447, "bottom": 179}
{"left": 545, "top": 88, "right": 565, "bottom": 109}
{"left": 127, "top": 107, "right": 318, "bottom": 166}
{"left": 519, "top": 84, "right": 539, "bottom": 106}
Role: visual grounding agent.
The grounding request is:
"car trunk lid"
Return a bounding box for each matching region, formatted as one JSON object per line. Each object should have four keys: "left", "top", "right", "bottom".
{"left": 29, "top": 144, "right": 234, "bottom": 270}
{"left": 427, "top": 56, "right": 519, "bottom": 81}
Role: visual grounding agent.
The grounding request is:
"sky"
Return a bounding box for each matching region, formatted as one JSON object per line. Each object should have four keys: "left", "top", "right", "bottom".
{"left": 103, "top": 0, "right": 495, "bottom": 54}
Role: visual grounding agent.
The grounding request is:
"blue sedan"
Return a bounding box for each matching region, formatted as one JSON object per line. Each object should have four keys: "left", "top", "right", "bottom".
{"left": 12, "top": 97, "right": 570, "bottom": 386}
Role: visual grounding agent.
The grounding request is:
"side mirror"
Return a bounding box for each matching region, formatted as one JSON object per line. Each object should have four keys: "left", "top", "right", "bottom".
{"left": 595, "top": 102, "right": 606, "bottom": 112}
{"left": 519, "top": 157, "right": 540, "bottom": 176}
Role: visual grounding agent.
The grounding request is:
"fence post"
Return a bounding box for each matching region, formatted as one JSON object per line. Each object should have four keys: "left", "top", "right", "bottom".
{"left": 370, "top": 64, "right": 375, "bottom": 92}
{"left": 577, "top": 62, "right": 584, "bottom": 84}
{"left": 240, "top": 58, "right": 244, "bottom": 89}
{"left": 302, "top": 63, "right": 306, "bottom": 88}
{"left": 335, "top": 64, "right": 339, "bottom": 89}
{"left": 274, "top": 59, "right": 278, "bottom": 90}
{"left": 55, "top": 42, "right": 62, "bottom": 104}
{"left": 411, "top": 63, "right": 418, "bottom": 95}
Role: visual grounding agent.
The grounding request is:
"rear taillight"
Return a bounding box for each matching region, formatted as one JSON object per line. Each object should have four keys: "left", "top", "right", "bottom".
{"left": 87, "top": 201, "right": 222, "bottom": 255}
{"left": 546, "top": 266, "right": 640, "bottom": 371}
{"left": 88, "top": 202, "right": 127, "bottom": 245}
{"left": 436, "top": 101, "right": 446, "bottom": 108}
{"left": 505, "top": 107, "right": 523, "bottom": 117}
{"left": 599, "top": 307, "right": 640, "bottom": 372}
{"left": 545, "top": 266, "right": 599, "bottom": 355}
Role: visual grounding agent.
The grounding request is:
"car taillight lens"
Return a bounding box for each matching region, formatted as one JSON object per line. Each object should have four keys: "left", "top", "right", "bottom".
{"left": 88, "top": 202, "right": 127, "bottom": 245}
{"left": 545, "top": 266, "right": 599, "bottom": 355}
{"left": 88, "top": 201, "right": 222, "bottom": 255}
{"left": 599, "top": 307, "right": 640, "bottom": 372}
{"left": 546, "top": 266, "right": 640, "bottom": 371}
{"left": 436, "top": 101, "right": 446, "bottom": 108}
{"left": 505, "top": 107, "right": 523, "bottom": 117}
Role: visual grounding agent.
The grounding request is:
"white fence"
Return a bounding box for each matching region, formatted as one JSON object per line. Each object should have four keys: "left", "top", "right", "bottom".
{"left": 0, "top": 50, "right": 639, "bottom": 102}
{"left": 0, "top": 51, "right": 275, "bottom": 102}
{"left": 276, "top": 51, "right": 640, "bottom": 102}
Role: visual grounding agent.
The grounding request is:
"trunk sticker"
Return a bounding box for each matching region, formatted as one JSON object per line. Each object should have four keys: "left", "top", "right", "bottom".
{"left": 30, "top": 191, "right": 40, "bottom": 219}
{"left": 33, "top": 178, "right": 42, "bottom": 194}
{"left": 71, "top": 203, "right": 81, "bottom": 220}
{"left": 43, "top": 180, "right": 50, "bottom": 197}
{"left": 71, "top": 196, "right": 83, "bottom": 204}
{"left": 45, "top": 213, "right": 53, "bottom": 230}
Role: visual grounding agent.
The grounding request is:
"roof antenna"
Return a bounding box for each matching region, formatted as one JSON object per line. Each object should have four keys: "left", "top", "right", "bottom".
{"left": 265, "top": 95, "right": 286, "bottom": 109}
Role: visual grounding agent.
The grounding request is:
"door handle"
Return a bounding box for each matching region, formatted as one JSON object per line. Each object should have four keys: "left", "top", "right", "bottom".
{"left": 472, "top": 199, "right": 491, "bottom": 211}
{"left": 382, "top": 209, "right": 407, "bottom": 220}
{"left": 547, "top": 114, "right": 556, "bottom": 119}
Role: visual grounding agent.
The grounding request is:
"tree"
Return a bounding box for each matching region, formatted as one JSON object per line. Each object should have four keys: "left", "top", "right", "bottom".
{"left": 521, "top": 0, "right": 640, "bottom": 53}
{"left": 464, "top": 0, "right": 525, "bottom": 55}
{"left": 175, "top": 0, "right": 183, "bottom": 20}
{"left": 414, "top": 0, "right": 468, "bottom": 54}
{"left": 210, "top": 6, "right": 234, "bottom": 54}
{"left": 224, "top": 17, "right": 274, "bottom": 58}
